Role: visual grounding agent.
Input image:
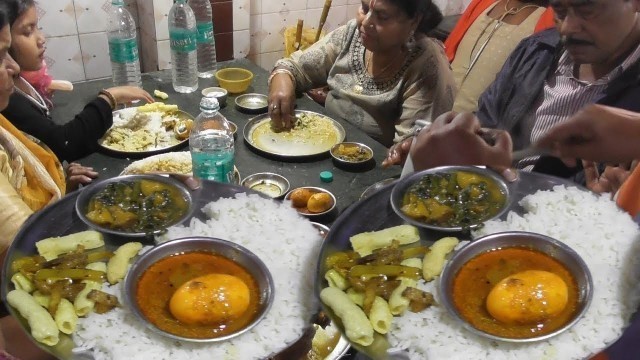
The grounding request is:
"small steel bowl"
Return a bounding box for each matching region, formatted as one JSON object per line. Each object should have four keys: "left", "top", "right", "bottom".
{"left": 241, "top": 172, "right": 290, "bottom": 199}
{"left": 390, "top": 166, "right": 510, "bottom": 232}
{"left": 439, "top": 231, "right": 593, "bottom": 342}
{"left": 285, "top": 186, "right": 336, "bottom": 218}
{"left": 75, "top": 174, "right": 193, "bottom": 237}
{"left": 123, "top": 236, "right": 275, "bottom": 342}
{"left": 330, "top": 142, "right": 374, "bottom": 168}
{"left": 235, "top": 93, "right": 268, "bottom": 113}
{"left": 201, "top": 86, "right": 228, "bottom": 107}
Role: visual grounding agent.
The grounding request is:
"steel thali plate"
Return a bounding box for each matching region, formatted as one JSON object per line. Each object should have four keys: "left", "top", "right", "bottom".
{"left": 243, "top": 110, "right": 346, "bottom": 159}
{"left": 1, "top": 180, "right": 348, "bottom": 360}
{"left": 316, "top": 171, "right": 584, "bottom": 359}
{"left": 98, "top": 108, "right": 194, "bottom": 158}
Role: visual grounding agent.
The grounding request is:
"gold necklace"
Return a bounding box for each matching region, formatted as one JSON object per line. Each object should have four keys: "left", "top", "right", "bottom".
{"left": 365, "top": 49, "right": 404, "bottom": 78}
{"left": 354, "top": 48, "right": 405, "bottom": 94}
{"left": 462, "top": 0, "right": 541, "bottom": 84}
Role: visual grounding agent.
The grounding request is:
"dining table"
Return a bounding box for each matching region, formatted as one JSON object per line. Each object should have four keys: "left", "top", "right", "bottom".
{"left": 51, "top": 58, "right": 402, "bottom": 222}
{"left": 9, "top": 58, "right": 640, "bottom": 360}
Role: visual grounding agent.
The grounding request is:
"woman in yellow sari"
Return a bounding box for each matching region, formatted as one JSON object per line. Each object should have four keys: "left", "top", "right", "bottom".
{"left": 0, "top": 3, "right": 87, "bottom": 358}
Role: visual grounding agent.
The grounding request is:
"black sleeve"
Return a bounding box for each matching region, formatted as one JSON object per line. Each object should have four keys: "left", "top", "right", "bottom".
{"left": 1, "top": 93, "right": 113, "bottom": 162}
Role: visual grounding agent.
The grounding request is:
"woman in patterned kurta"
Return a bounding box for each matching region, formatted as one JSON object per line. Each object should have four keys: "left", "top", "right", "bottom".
{"left": 268, "top": 0, "right": 455, "bottom": 147}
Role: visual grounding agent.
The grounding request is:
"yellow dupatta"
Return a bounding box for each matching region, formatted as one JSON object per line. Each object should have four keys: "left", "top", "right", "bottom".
{"left": 0, "top": 114, "right": 65, "bottom": 211}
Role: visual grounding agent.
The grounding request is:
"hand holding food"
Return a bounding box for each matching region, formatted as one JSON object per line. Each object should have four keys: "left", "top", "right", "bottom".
{"left": 103, "top": 86, "right": 154, "bottom": 106}
{"left": 409, "top": 112, "right": 512, "bottom": 172}
{"left": 268, "top": 70, "right": 296, "bottom": 132}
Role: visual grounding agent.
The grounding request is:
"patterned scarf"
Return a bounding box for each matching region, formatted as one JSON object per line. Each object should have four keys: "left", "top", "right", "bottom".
{"left": 0, "top": 114, "right": 65, "bottom": 211}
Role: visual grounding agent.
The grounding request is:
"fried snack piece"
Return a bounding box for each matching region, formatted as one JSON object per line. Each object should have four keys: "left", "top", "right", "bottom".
{"left": 307, "top": 192, "right": 333, "bottom": 213}
{"left": 290, "top": 188, "right": 314, "bottom": 207}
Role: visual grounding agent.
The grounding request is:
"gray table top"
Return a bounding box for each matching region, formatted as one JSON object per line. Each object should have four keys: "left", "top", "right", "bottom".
{"left": 50, "top": 58, "right": 401, "bottom": 224}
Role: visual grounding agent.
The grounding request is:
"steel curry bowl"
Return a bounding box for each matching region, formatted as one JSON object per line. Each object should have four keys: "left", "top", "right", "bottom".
{"left": 390, "top": 166, "right": 510, "bottom": 232}
{"left": 123, "top": 236, "right": 275, "bottom": 342}
{"left": 438, "top": 231, "right": 593, "bottom": 342}
{"left": 75, "top": 174, "right": 194, "bottom": 237}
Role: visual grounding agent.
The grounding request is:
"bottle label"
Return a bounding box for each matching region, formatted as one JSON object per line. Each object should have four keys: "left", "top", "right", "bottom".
{"left": 109, "top": 38, "right": 139, "bottom": 64}
{"left": 170, "top": 29, "right": 197, "bottom": 53}
{"left": 196, "top": 22, "right": 214, "bottom": 44}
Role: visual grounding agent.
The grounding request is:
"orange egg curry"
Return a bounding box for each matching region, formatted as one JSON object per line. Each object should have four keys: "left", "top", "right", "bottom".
{"left": 452, "top": 247, "right": 579, "bottom": 339}
{"left": 136, "top": 251, "right": 260, "bottom": 339}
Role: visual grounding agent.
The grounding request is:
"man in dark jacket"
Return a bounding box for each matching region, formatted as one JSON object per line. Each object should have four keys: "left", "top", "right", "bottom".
{"left": 476, "top": 0, "right": 640, "bottom": 175}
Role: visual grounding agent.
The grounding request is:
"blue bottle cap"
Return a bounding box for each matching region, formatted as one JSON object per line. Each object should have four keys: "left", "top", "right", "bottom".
{"left": 320, "top": 171, "right": 333, "bottom": 183}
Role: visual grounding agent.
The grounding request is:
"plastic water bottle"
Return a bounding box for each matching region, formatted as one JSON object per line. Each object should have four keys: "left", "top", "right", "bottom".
{"left": 190, "top": 96, "right": 235, "bottom": 182}
{"left": 169, "top": 0, "right": 198, "bottom": 93}
{"left": 107, "top": 0, "right": 141, "bottom": 87}
{"left": 188, "top": 0, "right": 217, "bottom": 78}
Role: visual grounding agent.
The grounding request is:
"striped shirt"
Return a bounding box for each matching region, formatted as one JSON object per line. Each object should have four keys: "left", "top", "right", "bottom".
{"left": 517, "top": 43, "right": 640, "bottom": 170}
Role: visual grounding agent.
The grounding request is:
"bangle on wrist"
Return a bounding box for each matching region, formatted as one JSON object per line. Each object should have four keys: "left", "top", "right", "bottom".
{"left": 268, "top": 68, "right": 296, "bottom": 88}
{"left": 98, "top": 89, "right": 117, "bottom": 109}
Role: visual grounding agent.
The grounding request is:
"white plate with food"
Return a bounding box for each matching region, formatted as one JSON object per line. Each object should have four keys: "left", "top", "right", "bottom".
{"left": 99, "top": 103, "right": 194, "bottom": 157}
{"left": 243, "top": 110, "right": 346, "bottom": 159}
{"left": 120, "top": 151, "right": 241, "bottom": 184}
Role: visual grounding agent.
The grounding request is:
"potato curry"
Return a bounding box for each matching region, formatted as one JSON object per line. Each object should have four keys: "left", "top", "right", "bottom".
{"left": 401, "top": 171, "right": 506, "bottom": 228}
{"left": 85, "top": 179, "right": 188, "bottom": 233}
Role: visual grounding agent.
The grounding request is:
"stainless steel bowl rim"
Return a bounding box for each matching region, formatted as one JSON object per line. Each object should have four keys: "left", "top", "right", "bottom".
{"left": 285, "top": 186, "right": 336, "bottom": 217}
{"left": 390, "top": 165, "right": 511, "bottom": 232}
{"left": 235, "top": 93, "right": 268, "bottom": 110}
{"left": 123, "top": 236, "right": 275, "bottom": 343}
{"left": 330, "top": 142, "right": 374, "bottom": 165}
{"left": 240, "top": 172, "right": 290, "bottom": 198}
{"left": 309, "top": 222, "right": 330, "bottom": 239}
{"left": 438, "top": 230, "right": 594, "bottom": 343}
{"left": 201, "top": 86, "right": 228, "bottom": 97}
{"left": 75, "top": 174, "right": 194, "bottom": 237}
{"left": 228, "top": 121, "right": 238, "bottom": 135}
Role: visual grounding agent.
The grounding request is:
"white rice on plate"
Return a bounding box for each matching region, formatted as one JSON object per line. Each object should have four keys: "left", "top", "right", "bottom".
{"left": 388, "top": 185, "right": 640, "bottom": 359}
{"left": 72, "top": 193, "right": 322, "bottom": 360}
{"left": 120, "top": 152, "right": 192, "bottom": 175}
{"left": 101, "top": 108, "right": 180, "bottom": 152}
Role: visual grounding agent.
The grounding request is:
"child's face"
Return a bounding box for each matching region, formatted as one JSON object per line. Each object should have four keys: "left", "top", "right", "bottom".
{"left": 10, "top": 5, "right": 45, "bottom": 72}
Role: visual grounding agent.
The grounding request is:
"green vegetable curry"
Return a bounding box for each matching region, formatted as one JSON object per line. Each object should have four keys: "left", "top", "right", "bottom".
{"left": 401, "top": 171, "right": 506, "bottom": 228}
{"left": 85, "top": 179, "right": 188, "bottom": 233}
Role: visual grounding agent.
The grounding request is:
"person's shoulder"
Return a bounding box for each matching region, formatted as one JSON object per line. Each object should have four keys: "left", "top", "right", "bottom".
{"left": 517, "top": 28, "right": 561, "bottom": 50}
{"left": 1, "top": 92, "right": 33, "bottom": 119}
{"left": 334, "top": 20, "right": 358, "bottom": 40}
{"left": 323, "top": 20, "right": 357, "bottom": 49}
{"left": 413, "top": 37, "right": 449, "bottom": 65}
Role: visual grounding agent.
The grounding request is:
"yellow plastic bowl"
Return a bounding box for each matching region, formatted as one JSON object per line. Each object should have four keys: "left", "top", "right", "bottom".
{"left": 215, "top": 68, "right": 254, "bottom": 93}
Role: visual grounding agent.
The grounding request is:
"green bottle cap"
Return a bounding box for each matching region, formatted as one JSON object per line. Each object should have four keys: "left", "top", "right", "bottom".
{"left": 320, "top": 171, "right": 333, "bottom": 183}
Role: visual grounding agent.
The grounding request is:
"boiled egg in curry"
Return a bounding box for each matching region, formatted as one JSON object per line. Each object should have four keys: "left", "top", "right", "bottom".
{"left": 136, "top": 251, "right": 260, "bottom": 339}
{"left": 169, "top": 273, "right": 251, "bottom": 325}
{"left": 452, "top": 247, "right": 579, "bottom": 339}
{"left": 486, "top": 270, "right": 569, "bottom": 325}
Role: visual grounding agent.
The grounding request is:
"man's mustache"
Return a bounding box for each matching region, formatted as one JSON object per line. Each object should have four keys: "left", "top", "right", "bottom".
{"left": 562, "top": 36, "right": 595, "bottom": 46}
